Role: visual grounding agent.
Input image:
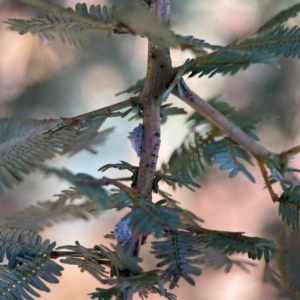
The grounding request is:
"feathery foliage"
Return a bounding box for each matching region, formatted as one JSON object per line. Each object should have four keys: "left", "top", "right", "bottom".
{"left": 5, "top": 200, "right": 99, "bottom": 231}
{"left": 43, "top": 168, "right": 112, "bottom": 210}
{"left": 196, "top": 230, "right": 277, "bottom": 263}
{"left": 278, "top": 185, "right": 300, "bottom": 231}
{"left": 0, "top": 227, "right": 56, "bottom": 268}
{"left": 4, "top": 1, "right": 300, "bottom": 299}
{"left": 0, "top": 256, "right": 63, "bottom": 299}
{"left": 56, "top": 241, "right": 109, "bottom": 282}
{"left": 163, "top": 98, "right": 260, "bottom": 182}
{"left": 197, "top": 244, "right": 256, "bottom": 273}
{"left": 5, "top": 1, "right": 177, "bottom": 48}
{"left": 90, "top": 271, "right": 177, "bottom": 300}
{"left": 188, "top": 49, "right": 279, "bottom": 78}
{"left": 256, "top": 2, "right": 300, "bottom": 33}
{"left": 151, "top": 230, "right": 203, "bottom": 288}
{"left": 0, "top": 116, "right": 109, "bottom": 192}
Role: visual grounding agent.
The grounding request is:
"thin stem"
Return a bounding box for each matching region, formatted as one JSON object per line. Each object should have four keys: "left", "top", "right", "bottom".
{"left": 257, "top": 159, "right": 278, "bottom": 202}
{"left": 173, "top": 82, "right": 300, "bottom": 186}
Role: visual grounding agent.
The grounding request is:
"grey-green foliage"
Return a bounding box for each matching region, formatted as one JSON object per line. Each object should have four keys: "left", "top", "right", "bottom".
{"left": 256, "top": 2, "right": 300, "bottom": 33}
{"left": 56, "top": 241, "right": 109, "bottom": 282}
{"left": 188, "top": 50, "right": 279, "bottom": 78}
{"left": 196, "top": 231, "right": 277, "bottom": 263}
{"left": 5, "top": 200, "right": 99, "bottom": 231}
{"left": 44, "top": 168, "right": 112, "bottom": 210}
{"left": 279, "top": 185, "right": 300, "bottom": 231}
{"left": 239, "top": 25, "right": 300, "bottom": 58}
{"left": 0, "top": 116, "right": 109, "bottom": 192}
{"left": 187, "top": 22, "right": 300, "bottom": 78}
{"left": 196, "top": 244, "right": 256, "bottom": 272}
{"left": 5, "top": 1, "right": 177, "bottom": 48}
{"left": 124, "top": 200, "right": 182, "bottom": 238}
{"left": 0, "top": 256, "right": 63, "bottom": 300}
{"left": 163, "top": 98, "right": 260, "bottom": 182}
{"left": 95, "top": 244, "right": 143, "bottom": 277}
{"left": 0, "top": 227, "right": 56, "bottom": 268}
{"left": 151, "top": 230, "right": 203, "bottom": 288}
{"left": 89, "top": 271, "right": 177, "bottom": 300}
{"left": 5, "top": 3, "right": 116, "bottom": 47}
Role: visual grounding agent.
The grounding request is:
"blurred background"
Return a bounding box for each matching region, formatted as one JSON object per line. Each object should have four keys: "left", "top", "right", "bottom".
{"left": 1, "top": 0, "right": 300, "bottom": 299}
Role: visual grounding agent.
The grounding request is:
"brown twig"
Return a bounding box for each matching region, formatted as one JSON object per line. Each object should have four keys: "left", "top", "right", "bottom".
{"left": 173, "top": 82, "right": 300, "bottom": 188}
{"left": 257, "top": 159, "right": 278, "bottom": 202}
{"left": 135, "top": 0, "right": 174, "bottom": 199}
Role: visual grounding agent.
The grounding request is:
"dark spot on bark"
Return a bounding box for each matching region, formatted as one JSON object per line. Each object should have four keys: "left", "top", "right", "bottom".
{"left": 146, "top": 164, "right": 150, "bottom": 168}
{"left": 160, "top": 64, "right": 164, "bottom": 68}
{"left": 154, "top": 132, "right": 160, "bottom": 137}
{"left": 151, "top": 54, "right": 156, "bottom": 59}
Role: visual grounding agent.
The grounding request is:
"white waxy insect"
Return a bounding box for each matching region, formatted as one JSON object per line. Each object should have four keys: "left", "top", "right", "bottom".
{"left": 128, "top": 124, "right": 143, "bottom": 156}
{"left": 114, "top": 217, "right": 132, "bottom": 246}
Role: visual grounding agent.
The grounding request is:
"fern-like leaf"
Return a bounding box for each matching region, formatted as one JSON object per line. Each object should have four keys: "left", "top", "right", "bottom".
{"left": 62, "top": 125, "right": 114, "bottom": 157}
{"left": 151, "top": 230, "right": 203, "bottom": 288}
{"left": 123, "top": 200, "right": 182, "bottom": 238}
{"left": 163, "top": 99, "right": 260, "bottom": 182}
{"left": 5, "top": 200, "right": 98, "bottom": 231}
{"left": 94, "top": 243, "right": 143, "bottom": 277}
{"left": 278, "top": 185, "right": 300, "bottom": 231}
{"left": 0, "top": 227, "right": 56, "bottom": 268}
{"left": 56, "top": 241, "right": 109, "bottom": 282}
{"left": 196, "top": 229, "right": 277, "bottom": 263}
{"left": 238, "top": 25, "right": 300, "bottom": 59}
{"left": 205, "top": 138, "right": 255, "bottom": 182}
{"left": 0, "top": 116, "right": 108, "bottom": 191}
{"left": 196, "top": 244, "right": 256, "bottom": 272}
{"left": 90, "top": 271, "right": 176, "bottom": 300}
{"left": 5, "top": 3, "right": 119, "bottom": 47}
{"left": 257, "top": 3, "right": 300, "bottom": 33}
{"left": 116, "top": 79, "right": 145, "bottom": 96}
{"left": 188, "top": 49, "right": 279, "bottom": 78}
{"left": 5, "top": 1, "right": 177, "bottom": 48}
{"left": 175, "top": 34, "right": 222, "bottom": 55}
{"left": 43, "top": 168, "right": 112, "bottom": 210}
{"left": 0, "top": 255, "right": 63, "bottom": 299}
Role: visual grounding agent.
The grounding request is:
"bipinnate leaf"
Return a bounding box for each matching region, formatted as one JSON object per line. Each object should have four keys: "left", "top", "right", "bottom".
{"left": 0, "top": 227, "right": 56, "bottom": 268}
{"left": 0, "top": 256, "right": 63, "bottom": 299}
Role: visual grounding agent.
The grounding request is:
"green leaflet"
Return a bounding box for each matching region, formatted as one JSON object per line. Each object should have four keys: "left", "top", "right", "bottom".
{"left": 56, "top": 241, "right": 109, "bottom": 282}
{"left": 187, "top": 23, "right": 300, "bottom": 78}
{"left": 238, "top": 25, "right": 300, "bottom": 58}
{"left": 188, "top": 49, "right": 279, "bottom": 78}
{"left": 196, "top": 244, "right": 256, "bottom": 273}
{"left": 0, "top": 116, "right": 109, "bottom": 192}
{"left": 196, "top": 231, "right": 277, "bottom": 263}
{"left": 163, "top": 98, "right": 261, "bottom": 182}
{"left": 175, "top": 34, "right": 222, "bottom": 55}
{"left": 95, "top": 243, "right": 143, "bottom": 277}
{"left": 5, "top": 200, "right": 99, "bottom": 231}
{"left": 115, "top": 79, "right": 145, "bottom": 96}
{"left": 0, "top": 256, "right": 63, "bottom": 299}
{"left": 0, "top": 227, "right": 56, "bottom": 268}
{"left": 151, "top": 231, "right": 203, "bottom": 288}
{"left": 43, "top": 168, "right": 112, "bottom": 210}
{"left": 89, "top": 272, "right": 176, "bottom": 300}
{"left": 257, "top": 2, "right": 300, "bottom": 33}
{"left": 279, "top": 185, "right": 300, "bottom": 231}
{"left": 122, "top": 200, "right": 182, "bottom": 238}
{"left": 5, "top": 1, "right": 177, "bottom": 48}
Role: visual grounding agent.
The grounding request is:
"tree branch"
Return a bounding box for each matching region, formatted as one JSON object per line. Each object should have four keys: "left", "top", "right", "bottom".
{"left": 135, "top": 0, "right": 174, "bottom": 199}
{"left": 173, "top": 81, "right": 300, "bottom": 187}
